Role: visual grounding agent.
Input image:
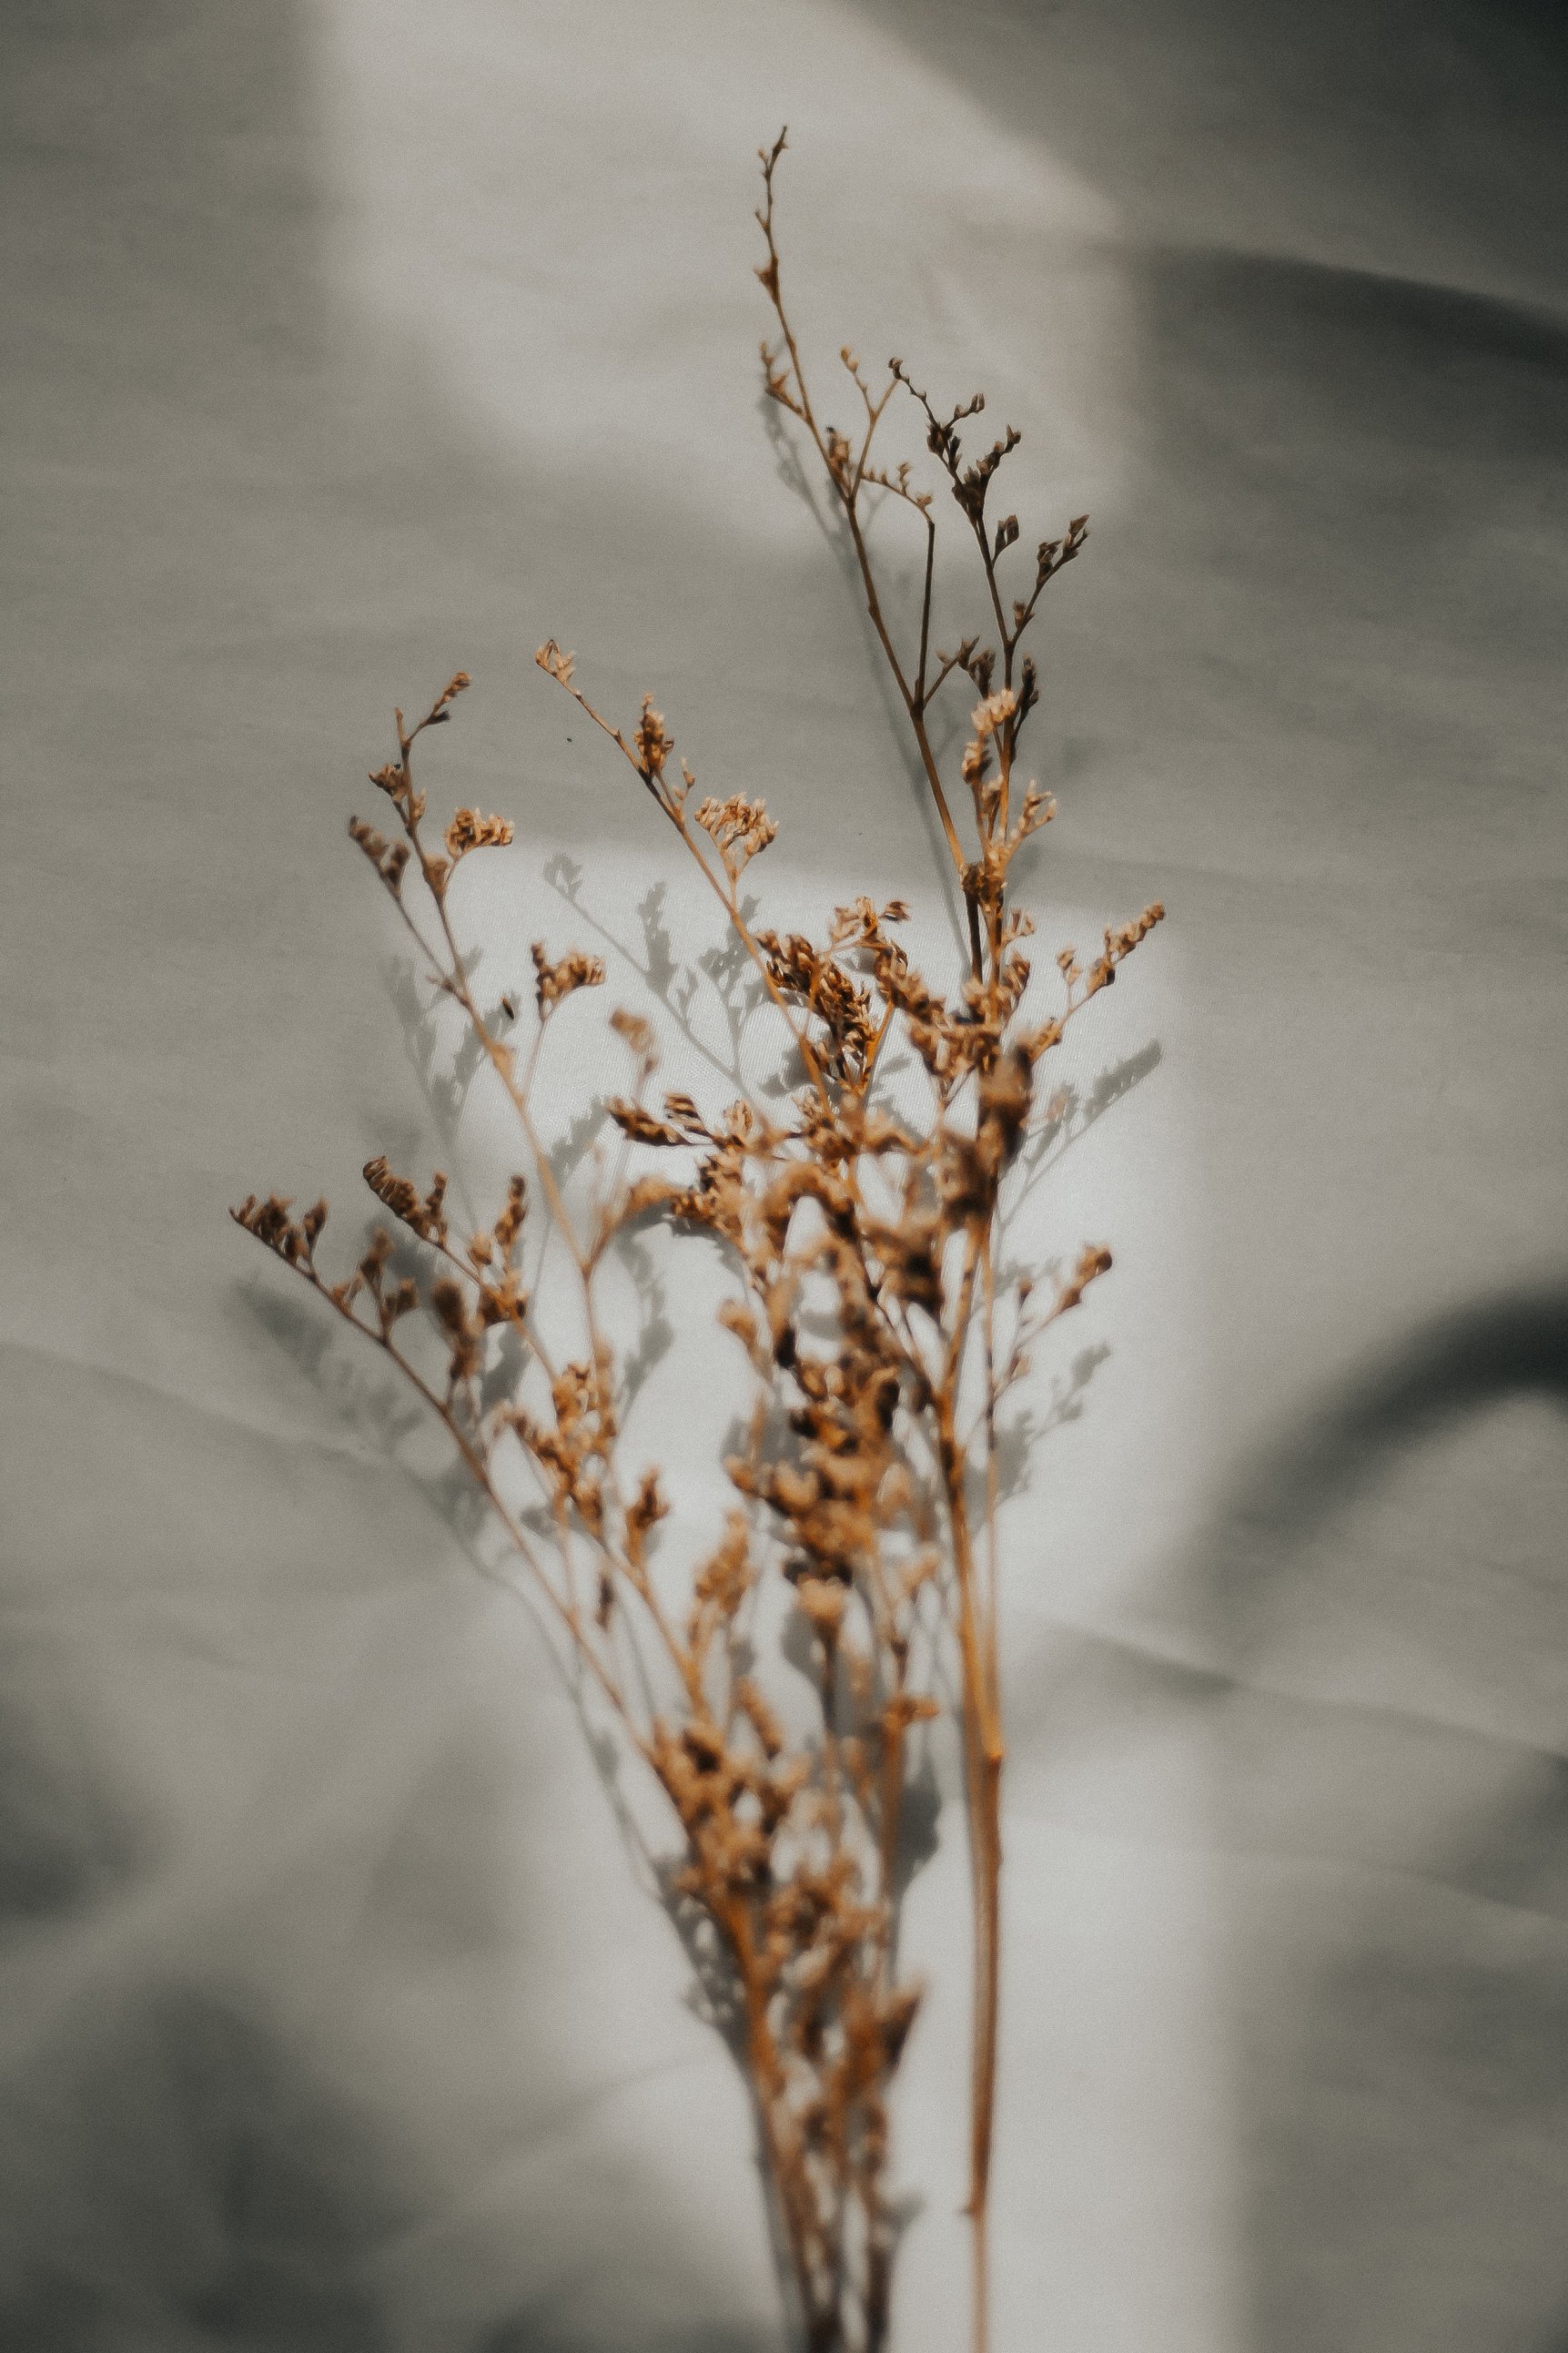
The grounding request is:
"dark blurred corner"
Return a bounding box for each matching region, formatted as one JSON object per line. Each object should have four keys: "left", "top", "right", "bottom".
{"left": 0, "top": 1979, "right": 408, "bottom": 2353}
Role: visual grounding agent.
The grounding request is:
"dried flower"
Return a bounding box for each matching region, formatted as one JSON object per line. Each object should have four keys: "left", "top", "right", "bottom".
{"left": 531, "top": 940, "right": 606, "bottom": 1016}
{"left": 234, "top": 128, "right": 1165, "bottom": 2353}
{"left": 444, "top": 806, "right": 514, "bottom": 859}
{"left": 693, "top": 793, "right": 779, "bottom": 877}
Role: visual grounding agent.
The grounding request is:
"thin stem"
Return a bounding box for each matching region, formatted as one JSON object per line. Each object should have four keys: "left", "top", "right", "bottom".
{"left": 936, "top": 1226, "right": 1004, "bottom": 2353}
{"left": 756, "top": 146, "right": 983, "bottom": 980}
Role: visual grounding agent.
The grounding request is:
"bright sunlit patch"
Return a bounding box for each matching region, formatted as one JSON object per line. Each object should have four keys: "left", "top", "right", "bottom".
{"left": 309, "top": 0, "right": 1127, "bottom": 540}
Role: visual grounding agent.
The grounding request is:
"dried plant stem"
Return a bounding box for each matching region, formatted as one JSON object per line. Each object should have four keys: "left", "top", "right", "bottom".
{"left": 236, "top": 130, "right": 1165, "bottom": 2353}
{"left": 934, "top": 1246, "right": 1003, "bottom": 2352}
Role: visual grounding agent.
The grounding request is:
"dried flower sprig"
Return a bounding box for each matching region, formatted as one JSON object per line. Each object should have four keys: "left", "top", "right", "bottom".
{"left": 235, "top": 133, "right": 1163, "bottom": 2353}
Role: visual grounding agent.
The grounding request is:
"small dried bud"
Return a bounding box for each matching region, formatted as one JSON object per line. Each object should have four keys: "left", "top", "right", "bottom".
{"left": 623, "top": 1174, "right": 677, "bottom": 1217}
{"left": 494, "top": 1173, "right": 527, "bottom": 1254}
{"left": 662, "top": 1092, "right": 706, "bottom": 1134}
{"left": 609, "top": 1006, "right": 657, "bottom": 1064}
{"left": 427, "top": 671, "right": 470, "bottom": 723}
{"left": 348, "top": 817, "right": 388, "bottom": 864}
{"left": 625, "top": 1467, "right": 669, "bottom": 1571}
{"left": 634, "top": 696, "right": 674, "bottom": 778}
{"left": 1056, "top": 1242, "right": 1113, "bottom": 1315}
{"left": 734, "top": 1676, "right": 785, "bottom": 1760}
{"left": 607, "top": 1100, "right": 684, "bottom": 1146}
{"left": 534, "top": 640, "right": 575, "bottom": 686}
{"left": 362, "top": 1156, "right": 448, "bottom": 1244}
{"left": 362, "top": 1155, "right": 420, "bottom": 1224}
{"left": 231, "top": 1192, "right": 298, "bottom": 1256}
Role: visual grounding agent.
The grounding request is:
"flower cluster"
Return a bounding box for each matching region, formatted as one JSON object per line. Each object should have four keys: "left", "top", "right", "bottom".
{"left": 235, "top": 132, "right": 1165, "bottom": 2353}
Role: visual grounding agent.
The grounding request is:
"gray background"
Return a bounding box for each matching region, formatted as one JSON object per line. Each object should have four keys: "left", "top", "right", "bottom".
{"left": 3, "top": 4, "right": 1565, "bottom": 2348}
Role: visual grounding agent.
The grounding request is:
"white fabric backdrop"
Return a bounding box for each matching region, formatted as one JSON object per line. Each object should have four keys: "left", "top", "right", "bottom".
{"left": 3, "top": 4, "right": 1564, "bottom": 2349}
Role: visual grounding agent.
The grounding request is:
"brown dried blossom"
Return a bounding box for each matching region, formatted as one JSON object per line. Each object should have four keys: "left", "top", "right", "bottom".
{"left": 443, "top": 806, "right": 514, "bottom": 859}
{"left": 693, "top": 791, "right": 779, "bottom": 877}
{"left": 531, "top": 938, "right": 606, "bottom": 1015}
{"left": 234, "top": 130, "right": 1165, "bottom": 2353}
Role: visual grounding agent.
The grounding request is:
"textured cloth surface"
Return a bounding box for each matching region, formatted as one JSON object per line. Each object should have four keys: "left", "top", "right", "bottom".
{"left": 3, "top": 5, "right": 1565, "bottom": 2349}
